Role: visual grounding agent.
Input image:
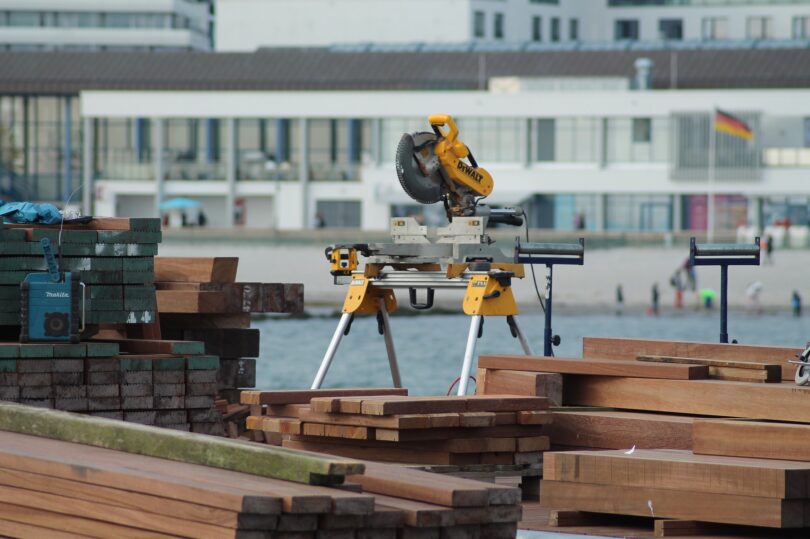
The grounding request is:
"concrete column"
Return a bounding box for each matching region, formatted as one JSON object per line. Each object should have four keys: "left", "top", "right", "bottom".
{"left": 348, "top": 119, "right": 361, "bottom": 180}
{"left": 520, "top": 119, "right": 531, "bottom": 167}
{"left": 62, "top": 96, "right": 73, "bottom": 203}
{"left": 225, "top": 118, "right": 237, "bottom": 227}
{"left": 599, "top": 117, "right": 608, "bottom": 168}
{"left": 82, "top": 117, "right": 93, "bottom": 216}
{"left": 153, "top": 118, "right": 165, "bottom": 219}
{"left": 371, "top": 118, "right": 383, "bottom": 166}
{"left": 672, "top": 194, "right": 683, "bottom": 232}
{"left": 526, "top": 119, "right": 536, "bottom": 164}
{"left": 595, "top": 193, "right": 606, "bottom": 232}
{"left": 747, "top": 195, "right": 763, "bottom": 232}
{"left": 299, "top": 118, "right": 310, "bottom": 229}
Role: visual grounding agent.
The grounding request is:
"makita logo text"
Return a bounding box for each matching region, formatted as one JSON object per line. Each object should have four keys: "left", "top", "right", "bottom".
{"left": 45, "top": 291, "right": 69, "bottom": 298}
{"left": 457, "top": 161, "right": 483, "bottom": 183}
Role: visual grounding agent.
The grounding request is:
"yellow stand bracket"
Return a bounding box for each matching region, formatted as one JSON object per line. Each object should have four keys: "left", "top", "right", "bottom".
{"left": 342, "top": 275, "right": 396, "bottom": 314}
{"left": 462, "top": 273, "right": 518, "bottom": 316}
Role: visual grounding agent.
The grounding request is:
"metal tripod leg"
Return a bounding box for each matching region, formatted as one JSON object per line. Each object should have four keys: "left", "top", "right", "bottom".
{"left": 511, "top": 315, "right": 534, "bottom": 356}
{"left": 457, "top": 315, "right": 483, "bottom": 396}
{"left": 311, "top": 312, "right": 353, "bottom": 389}
{"left": 379, "top": 300, "right": 402, "bottom": 388}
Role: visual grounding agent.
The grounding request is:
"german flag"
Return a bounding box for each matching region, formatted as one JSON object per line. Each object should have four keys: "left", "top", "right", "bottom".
{"left": 715, "top": 109, "right": 753, "bottom": 140}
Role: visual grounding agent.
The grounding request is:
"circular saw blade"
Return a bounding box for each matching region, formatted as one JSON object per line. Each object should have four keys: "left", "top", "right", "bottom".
{"left": 395, "top": 132, "right": 444, "bottom": 205}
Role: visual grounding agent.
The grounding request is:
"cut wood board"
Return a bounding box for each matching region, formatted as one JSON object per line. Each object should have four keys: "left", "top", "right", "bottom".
{"left": 540, "top": 479, "right": 806, "bottom": 528}
{"left": 636, "top": 355, "right": 781, "bottom": 383}
{"left": 693, "top": 420, "right": 810, "bottom": 462}
{"left": 313, "top": 396, "right": 549, "bottom": 416}
{"left": 543, "top": 449, "right": 810, "bottom": 498}
{"left": 478, "top": 355, "right": 708, "bottom": 380}
{"left": 548, "top": 410, "right": 693, "bottom": 450}
{"left": 476, "top": 368, "right": 562, "bottom": 406}
{"left": 583, "top": 337, "right": 799, "bottom": 381}
{"left": 0, "top": 401, "right": 363, "bottom": 484}
{"left": 155, "top": 257, "right": 238, "bottom": 283}
{"left": 242, "top": 388, "right": 409, "bottom": 406}
{"left": 562, "top": 375, "right": 810, "bottom": 423}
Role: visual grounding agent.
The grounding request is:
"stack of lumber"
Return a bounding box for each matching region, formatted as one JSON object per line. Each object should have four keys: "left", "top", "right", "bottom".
{"left": 0, "top": 217, "right": 161, "bottom": 327}
{"left": 155, "top": 257, "right": 304, "bottom": 407}
{"left": 0, "top": 339, "right": 223, "bottom": 434}
{"left": 0, "top": 402, "right": 522, "bottom": 538}
{"left": 243, "top": 389, "right": 552, "bottom": 469}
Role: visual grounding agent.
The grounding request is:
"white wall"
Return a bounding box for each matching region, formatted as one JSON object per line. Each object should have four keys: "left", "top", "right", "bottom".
{"left": 215, "top": 0, "right": 470, "bottom": 51}
{"left": 0, "top": 28, "right": 206, "bottom": 49}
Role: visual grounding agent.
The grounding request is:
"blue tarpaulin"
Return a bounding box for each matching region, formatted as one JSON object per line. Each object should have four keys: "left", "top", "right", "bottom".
{"left": 0, "top": 201, "right": 62, "bottom": 225}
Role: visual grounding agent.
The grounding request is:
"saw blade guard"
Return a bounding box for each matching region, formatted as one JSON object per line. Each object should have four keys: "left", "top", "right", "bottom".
{"left": 395, "top": 131, "right": 444, "bottom": 204}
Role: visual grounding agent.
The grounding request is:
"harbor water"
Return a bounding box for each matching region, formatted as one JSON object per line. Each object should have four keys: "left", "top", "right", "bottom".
{"left": 255, "top": 311, "right": 810, "bottom": 395}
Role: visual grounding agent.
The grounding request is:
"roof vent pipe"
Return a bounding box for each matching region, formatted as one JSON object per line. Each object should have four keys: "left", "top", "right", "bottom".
{"left": 633, "top": 57, "right": 653, "bottom": 90}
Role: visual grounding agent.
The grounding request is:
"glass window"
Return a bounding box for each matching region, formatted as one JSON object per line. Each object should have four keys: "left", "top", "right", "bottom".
{"left": 569, "top": 18, "right": 579, "bottom": 40}
{"left": 316, "top": 200, "right": 361, "bottom": 228}
{"left": 532, "top": 16, "right": 542, "bottom": 42}
{"left": 614, "top": 19, "right": 639, "bottom": 40}
{"left": 8, "top": 12, "right": 40, "bottom": 27}
{"left": 473, "top": 11, "right": 485, "bottom": 38}
{"left": 702, "top": 17, "right": 728, "bottom": 40}
{"left": 494, "top": 13, "right": 504, "bottom": 39}
{"left": 632, "top": 118, "right": 652, "bottom": 143}
{"left": 536, "top": 119, "right": 555, "bottom": 162}
{"left": 747, "top": 16, "right": 772, "bottom": 39}
{"left": 551, "top": 17, "right": 560, "bottom": 41}
{"left": 57, "top": 12, "right": 100, "bottom": 28}
{"left": 793, "top": 16, "right": 810, "bottom": 39}
{"left": 659, "top": 18, "right": 682, "bottom": 40}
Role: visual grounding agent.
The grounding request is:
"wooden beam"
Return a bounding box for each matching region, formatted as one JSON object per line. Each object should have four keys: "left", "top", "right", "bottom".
{"left": 637, "top": 355, "right": 781, "bottom": 383}
{"left": 548, "top": 410, "right": 693, "bottom": 450}
{"left": 540, "top": 480, "right": 805, "bottom": 528}
{"left": 242, "top": 388, "right": 408, "bottom": 406}
{"left": 544, "top": 449, "right": 810, "bottom": 499}
{"left": 693, "top": 420, "right": 810, "bottom": 462}
{"left": 583, "top": 337, "right": 799, "bottom": 381}
{"left": 155, "top": 257, "right": 238, "bottom": 283}
{"left": 563, "top": 376, "right": 810, "bottom": 423}
{"left": 475, "top": 368, "right": 562, "bottom": 406}
{"left": 478, "top": 355, "right": 708, "bottom": 380}
{"left": 0, "top": 401, "right": 363, "bottom": 485}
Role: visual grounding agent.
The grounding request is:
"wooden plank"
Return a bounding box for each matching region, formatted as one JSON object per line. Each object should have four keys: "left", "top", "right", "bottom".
{"left": 374, "top": 496, "right": 455, "bottom": 527}
{"left": 548, "top": 410, "right": 693, "bottom": 450}
{"left": 583, "top": 337, "right": 798, "bottom": 381}
{"left": 0, "top": 400, "right": 363, "bottom": 485}
{"left": 636, "top": 355, "right": 781, "bottom": 383}
{"left": 478, "top": 355, "right": 708, "bottom": 380}
{"left": 155, "top": 257, "right": 238, "bottom": 283}
{"left": 242, "top": 389, "right": 408, "bottom": 406}
{"left": 297, "top": 410, "right": 430, "bottom": 430}
{"left": 693, "top": 420, "right": 810, "bottom": 462}
{"left": 562, "top": 376, "right": 810, "bottom": 423}
{"left": 358, "top": 396, "right": 548, "bottom": 416}
{"left": 543, "top": 449, "right": 810, "bottom": 499}
{"left": 476, "top": 369, "right": 562, "bottom": 406}
{"left": 282, "top": 439, "right": 476, "bottom": 466}
{"left": 516, "top": 411, "right": 554, "bottom": 426}
{"left": 654, "top": 519, "right": 715, "bottom": 537}
{"left": 292, "top": 434, "right": 518, "bottom": 454}
{"left": 539, "top": 480, "right": 805, "bottom": 528}
{"left": 372, "top": 424, "right": 549, "bottom": 442}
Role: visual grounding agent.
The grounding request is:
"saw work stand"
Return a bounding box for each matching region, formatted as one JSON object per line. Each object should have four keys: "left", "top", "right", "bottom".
{"left": 689, "top": 236, "right": 760, "bottom": 343}
{"left": 516, "top": 238, "right": 585, "bottom": 356}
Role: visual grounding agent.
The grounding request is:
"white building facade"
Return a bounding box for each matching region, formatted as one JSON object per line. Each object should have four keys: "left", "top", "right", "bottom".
{"left": 0, "top": 0, "right": 211, "bottom": 51}
{"left": 79, "top": 87, "right": 810, "bottom": 233}
{"left": 215, "top": 0, "right": 810, "bottom": 51}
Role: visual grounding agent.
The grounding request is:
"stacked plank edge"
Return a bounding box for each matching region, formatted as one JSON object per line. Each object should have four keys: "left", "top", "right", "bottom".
{"left": 0, "top": 405, "right": 523, "bottom": 539}
{"left": 479, "top": 337, "right": 810, "bottom": 535}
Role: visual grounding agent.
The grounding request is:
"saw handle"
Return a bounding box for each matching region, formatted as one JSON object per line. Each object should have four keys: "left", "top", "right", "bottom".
{"left": 428, "top": 114, "right": 468, "bottom": 158}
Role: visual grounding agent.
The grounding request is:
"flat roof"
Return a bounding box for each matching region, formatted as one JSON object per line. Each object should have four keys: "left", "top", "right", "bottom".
{"left": 3, "top": 47, "right": 810, "bottom": 94}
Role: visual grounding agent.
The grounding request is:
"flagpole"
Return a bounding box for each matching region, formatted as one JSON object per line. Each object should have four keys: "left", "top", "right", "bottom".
{"left": 707, "top": 109, "right": 716, "bottom": 243}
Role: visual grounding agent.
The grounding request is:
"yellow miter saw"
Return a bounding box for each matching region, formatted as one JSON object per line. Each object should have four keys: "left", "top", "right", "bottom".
{"left": 314, "top": 114, "right": 585, "bottom": 395}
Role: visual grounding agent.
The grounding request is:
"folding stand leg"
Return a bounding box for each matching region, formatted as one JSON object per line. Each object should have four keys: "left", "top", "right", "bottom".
{"left": 378, "top": 299, "right": 402, "bottom": 388}
{"left": 511, "top": 315, "right": 534, "bottom": 356}
{"left": 311, "top": 312, "right": 353, "bottom": 389}
{"left": 457, "top": 315, "right": 483, "bottom": 396}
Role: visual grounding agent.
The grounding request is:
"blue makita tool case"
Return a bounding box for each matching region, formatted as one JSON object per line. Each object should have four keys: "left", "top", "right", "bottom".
{"left": 20, "top": 238, "right": 83, "bottom": 343}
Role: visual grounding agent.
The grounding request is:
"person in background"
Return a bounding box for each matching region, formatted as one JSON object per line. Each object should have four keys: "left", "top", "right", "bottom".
{"left": 793, "top": 291, "right": 802, "bottom": 317}
{"left": 682, "top": 258, "right": 697, "bottom": 291}
{"left": 650, "top": 283, "right": 660, "bottom": 316}
{"left": 615, "top": 284, "right": 624, "bottom": 316}
{"left": 746, "top": 281, "right": 763, "bottom": 314}
{"left": 765, "top": 234, "right": 774, "bottom": 265}
{"left": 670, "top": 269, "right": 684, "bottom": 309}
{"left": 314, "top": 212, "right": 326, "bottom": 228}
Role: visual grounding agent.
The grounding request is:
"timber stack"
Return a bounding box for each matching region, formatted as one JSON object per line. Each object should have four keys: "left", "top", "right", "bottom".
{"left": 478, "top": 336, "right": 810, "bottom": 535}
{"left": 0, "top": 401, "right": 523, "bottom": 538}
{"left": 243, "top": 389, "right": 551, "bottom": 500}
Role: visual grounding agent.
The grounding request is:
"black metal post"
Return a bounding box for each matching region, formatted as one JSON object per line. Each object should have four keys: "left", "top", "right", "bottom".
{"left": 720, "top": 264, "right": 728, "bottom": 343}
{"left": 544, "top": 264, "right": 553, "bottom": 356}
